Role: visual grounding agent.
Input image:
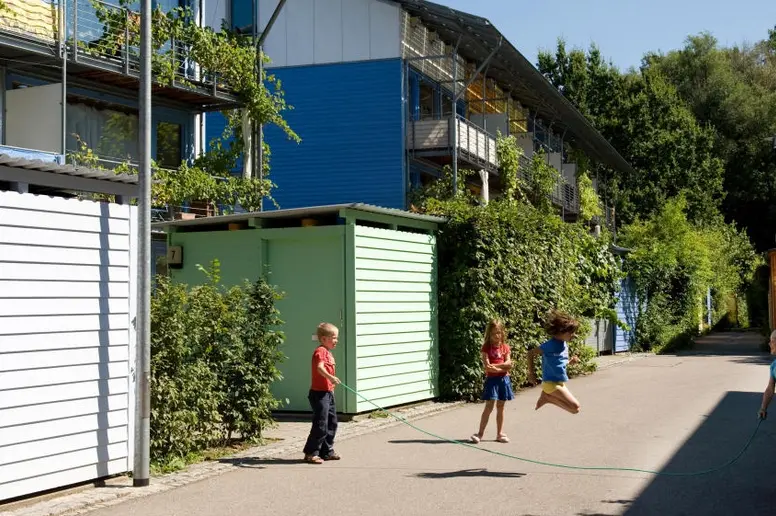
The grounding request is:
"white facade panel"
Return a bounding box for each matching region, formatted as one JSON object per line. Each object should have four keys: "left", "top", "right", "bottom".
{"left": 204, "top": 0, "right": 229, "bottom": 31}
{"left": 285, "top": 0, "right": 315, "bottom": 66}
{"left": 314, "top": 0, "right": 344, "bottom": 64}
{"left": 0, "top": 191, "right": 135, "bottom": 502}
{"left": 260, "top": 0, "right": 401, "bottom": 68}
{"left": 5, "top": 83, "right": 62, "bottom": 154}
{"left": 342, "top": 0, "right": 371, "bottom": 62}
{"left": 368, "top": 0, "right": 400, "bottom": 59}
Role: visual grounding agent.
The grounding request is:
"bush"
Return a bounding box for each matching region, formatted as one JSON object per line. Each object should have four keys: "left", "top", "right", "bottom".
{"left": 430, "top": 200, "right": 622, "bottom": 400}
{"left": 150, "top": 260, "right": 285, "bottom": 466}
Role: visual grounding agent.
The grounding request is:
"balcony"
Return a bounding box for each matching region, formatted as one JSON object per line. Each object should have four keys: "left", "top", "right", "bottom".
{"left": 407, "top": 115, "right": 498, "bottom": 172}
{"left": 0, "top": 0, "right": 239, "bottom": 110}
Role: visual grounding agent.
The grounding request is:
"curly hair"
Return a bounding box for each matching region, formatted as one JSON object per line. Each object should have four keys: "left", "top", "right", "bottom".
{"left": 544, "top": 309, "right": 580, "bottom": 337}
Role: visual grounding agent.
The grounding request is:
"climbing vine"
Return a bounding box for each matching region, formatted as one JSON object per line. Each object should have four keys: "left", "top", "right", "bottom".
{"left": 527, "top": 151, "right": 563, "bottom": 212}
{"left": 578, "top": 172, "right": 603, "bottom": 222}
{"left": 495, "top": 133, "right": 522, "bottom": 202}
{"left": 90, "top": 2, "right": 297, "bottom": 141}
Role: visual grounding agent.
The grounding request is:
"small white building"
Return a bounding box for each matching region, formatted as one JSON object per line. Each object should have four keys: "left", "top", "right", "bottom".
{"left": 0, "top": 154, "right": 138, "bottom": 502}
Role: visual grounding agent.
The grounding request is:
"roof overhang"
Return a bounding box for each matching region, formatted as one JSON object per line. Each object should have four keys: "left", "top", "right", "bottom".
{"left": 394, "top": 0, "right": 635, "bottom": 176}
{"left": 153, "top": 203, "right": 446, "bottom": 231}
{"left": 0, "top": 153, "right": 139, "bottom": 197}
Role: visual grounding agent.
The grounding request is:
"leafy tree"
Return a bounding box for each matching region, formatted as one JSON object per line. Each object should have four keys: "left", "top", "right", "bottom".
{"left": 644, "top": 31, "right": 776, "bottom": 251}
{"left": 537, "top": 41, "right": 725, "bottom": 227}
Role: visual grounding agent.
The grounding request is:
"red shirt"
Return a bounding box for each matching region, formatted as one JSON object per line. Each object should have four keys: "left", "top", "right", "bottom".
{"left": 482, "top": 343, "right": 509, "bottom": 377}
{"left": 311, "top": 346, "right": 336, "bottom": 391}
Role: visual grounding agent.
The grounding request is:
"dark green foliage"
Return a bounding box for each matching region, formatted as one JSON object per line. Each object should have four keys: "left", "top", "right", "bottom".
{"left": 429, "top": 200, "right": 622, "bottom": 400}
{"left": 150, "top": 261, "right": 284, "bottom": 466}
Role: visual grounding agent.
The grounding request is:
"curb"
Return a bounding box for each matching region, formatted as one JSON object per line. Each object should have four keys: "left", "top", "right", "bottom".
{"left": 2, "top": 400, "right": 465, "bottom": 516}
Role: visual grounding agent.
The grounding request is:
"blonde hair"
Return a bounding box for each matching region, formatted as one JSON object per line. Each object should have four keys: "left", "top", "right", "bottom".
{"left": 544, "top": 309, "right": 580, "bottom": 337}
{"left": 317, "top": 322, "right": 338, "bottom": 340}
{"left": 483, "top": 319, "right": 506, "bottom": 348}
{"left": 771, "top": 330, "right": 776, "bottom": 340}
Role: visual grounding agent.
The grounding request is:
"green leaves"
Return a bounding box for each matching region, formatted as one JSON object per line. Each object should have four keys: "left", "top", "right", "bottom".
{"left": 619, "top": 197, "right": 760, "bottom": 352}
{"left": 432, "top": 199, "right": 621, "bottom": 400}
{"left": 150, "top": 261, "right": 285, "bottom": 467}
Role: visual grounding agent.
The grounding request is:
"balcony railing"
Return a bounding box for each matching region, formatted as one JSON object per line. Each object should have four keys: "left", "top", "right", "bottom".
{"left": 0, "top": 0, "right": 233, "bottom": 101}
{"left": 515, "top": 154, "right": 579, "bottom": 215}
{"left": 406, "top": 116, "right": 579, "bottom": 214}
{"left": 407, "top": 115, "right": 498, "bottom": 171}
{"left": 68, "top": 0, "right": 227, "bottom": 92}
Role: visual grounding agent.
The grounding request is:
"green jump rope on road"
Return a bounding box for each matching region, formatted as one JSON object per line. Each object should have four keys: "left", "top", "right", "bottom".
{"left": 340, "top": 383, "right": 763, "bottom": 477}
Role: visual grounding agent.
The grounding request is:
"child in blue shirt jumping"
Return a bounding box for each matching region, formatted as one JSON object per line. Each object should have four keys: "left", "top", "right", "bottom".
{"left": 527, "top": 310, "right": 581, "bottom": 414}
{"left": 757, "top": 330, "right": 776, "bottom": 420}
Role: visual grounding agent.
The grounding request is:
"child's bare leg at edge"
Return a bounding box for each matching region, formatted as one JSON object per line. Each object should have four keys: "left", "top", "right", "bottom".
{"left": 495, "top": 400, "right": 506, "bottom": 436}
{"left": 475, "top": 400, "right": 495, "bottom": 439}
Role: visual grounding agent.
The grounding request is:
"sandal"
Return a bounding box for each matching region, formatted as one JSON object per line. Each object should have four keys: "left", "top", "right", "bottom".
{"left": 496, "top": 434, "right": 510, "bottom": 443}
{"left": 470, "top": 434, "right": 481, "bottom": 444}
{"left": 323, "top": 452, "right": 341, "bottom": 461}
{"left": 304, "top": 454, "right": 324, "bottom": 464}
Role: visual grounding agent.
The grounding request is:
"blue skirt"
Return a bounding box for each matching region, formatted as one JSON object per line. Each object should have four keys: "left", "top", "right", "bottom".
{"left": 481, "top": 375, "right": 514, "bottom": 401}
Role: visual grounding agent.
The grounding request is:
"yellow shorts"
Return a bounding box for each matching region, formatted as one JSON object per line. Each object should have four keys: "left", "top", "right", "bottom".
{"left": 542, "top": 381, "right": 566, "bottom": 394}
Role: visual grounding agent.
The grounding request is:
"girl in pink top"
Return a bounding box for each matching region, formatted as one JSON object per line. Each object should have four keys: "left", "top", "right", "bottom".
{"left": 471, "top": 319, "right": 513, "bottom": 444}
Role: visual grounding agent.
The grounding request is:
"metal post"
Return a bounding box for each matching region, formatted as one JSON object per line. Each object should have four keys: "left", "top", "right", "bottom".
{"left": 133, "top": 0, "right": 152, "bottom": 488}
{"left": 450, "top": 37, "right": 461, "bottom": 195}
{"left": 61, "top": 0, "right": 67, "bottom": 159}
{"left": 73, "top": 0, "right": 79, "bottom": 62}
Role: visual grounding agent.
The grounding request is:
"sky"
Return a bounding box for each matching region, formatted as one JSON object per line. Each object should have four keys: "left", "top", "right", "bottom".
{"left": 438, "top": 0, "right": 776, "bottom": 71}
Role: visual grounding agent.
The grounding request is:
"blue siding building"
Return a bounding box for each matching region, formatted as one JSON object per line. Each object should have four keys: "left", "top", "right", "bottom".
{"left": 263, "top": 60, "right": 406, "bottom": 209}
{"left": 211, "top": 0, "right": 633, "bottom": 214}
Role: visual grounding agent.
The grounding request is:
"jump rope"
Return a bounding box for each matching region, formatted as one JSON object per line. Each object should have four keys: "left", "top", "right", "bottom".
{"left": 339, "top": 383, "right": 764, "bottom": 477}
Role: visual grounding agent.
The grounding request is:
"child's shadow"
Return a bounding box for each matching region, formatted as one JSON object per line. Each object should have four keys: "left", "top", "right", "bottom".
{"left": 219, "top": 457, "right": 305, "bottom": 469}
{"left": 414, "top": 468, "right": 526, "bottom": 479}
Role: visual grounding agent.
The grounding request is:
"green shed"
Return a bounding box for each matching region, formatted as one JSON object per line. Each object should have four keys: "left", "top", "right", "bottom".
{"left": 154, "top": 204, "right": 444, "bottom": 415}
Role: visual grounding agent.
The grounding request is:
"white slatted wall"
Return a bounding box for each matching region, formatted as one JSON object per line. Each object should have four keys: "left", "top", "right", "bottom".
{"left": 0, "top": 191, "right": 136, "bottom": 502}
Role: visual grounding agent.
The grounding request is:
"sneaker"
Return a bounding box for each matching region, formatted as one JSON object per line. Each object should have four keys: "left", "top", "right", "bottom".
{"left": 470, "top": 434, "right": 481, "bottom": 444}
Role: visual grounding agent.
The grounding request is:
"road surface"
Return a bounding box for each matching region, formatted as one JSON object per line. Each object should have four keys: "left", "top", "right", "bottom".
{"left": 88, "top": 333, "right": 775, "bottom": 516}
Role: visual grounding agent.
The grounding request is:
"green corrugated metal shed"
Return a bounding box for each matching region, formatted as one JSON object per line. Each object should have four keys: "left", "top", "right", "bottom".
{"left": 153, "top": 204, "right": 444, "bottom": 415}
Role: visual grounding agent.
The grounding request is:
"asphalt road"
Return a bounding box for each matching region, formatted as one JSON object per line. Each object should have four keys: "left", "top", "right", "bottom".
{"left": 88, "top": 333, "right": 775, "bottom": 516}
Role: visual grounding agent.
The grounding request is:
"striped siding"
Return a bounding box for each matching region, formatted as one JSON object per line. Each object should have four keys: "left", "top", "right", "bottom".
{"left": 354, "top": 225, "right": 437, "bottom": 412}
{"left": 262, "top": 59, "right": 406, "bottom": 210}
{"left": 615, "top": 277, "right": 639, "bottom": 353}
{"left": 0, "top": 191, "right": 134, "bottom": 502}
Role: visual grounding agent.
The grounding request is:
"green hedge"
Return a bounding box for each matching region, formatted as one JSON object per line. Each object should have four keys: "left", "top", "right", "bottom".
{"left": 433, "top": 200, "right": 621, "bottom": 400}
{"left": 619, "top": 197, "right": 760, "bottom": 352}
{"left": 150, "top": 261, "right": 284, "bottom": 466}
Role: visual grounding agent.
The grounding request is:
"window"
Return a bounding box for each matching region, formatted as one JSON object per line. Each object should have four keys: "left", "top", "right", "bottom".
{"left": 66, "top": 102, "right": 139, "bottom": 165}
{"left": 156, "top": 121, "right": 182, "bottom": 168}
{"left": 419, "top": 83, "right": 436, "bottom": 119}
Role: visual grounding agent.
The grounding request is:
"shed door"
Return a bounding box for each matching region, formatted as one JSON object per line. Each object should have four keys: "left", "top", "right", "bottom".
{"left": 265, "top": 232, "right": 346, "bottom": 412}
{"left": 353, "top": 225, "right": 438, "bottom": 412}
{"left": 0, "top": 192, "right": 135, "bottom": 502}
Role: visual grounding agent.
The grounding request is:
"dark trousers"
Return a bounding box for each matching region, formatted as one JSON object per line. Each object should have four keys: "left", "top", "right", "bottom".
{"left": 303, "top": 390, "right": 338, "bottom": 457}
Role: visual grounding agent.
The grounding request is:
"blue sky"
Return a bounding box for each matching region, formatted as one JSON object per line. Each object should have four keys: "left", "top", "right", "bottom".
{"left": 438, "top": 0, "right": 776, "bottom": 71}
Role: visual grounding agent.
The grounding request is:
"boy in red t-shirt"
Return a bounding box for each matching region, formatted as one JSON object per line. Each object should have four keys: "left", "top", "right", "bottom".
{"left": 303, "top": 322, "right": 341, "bottom": 464}
{"left": 470, "top": 319, "right": 513, "bottom": 444}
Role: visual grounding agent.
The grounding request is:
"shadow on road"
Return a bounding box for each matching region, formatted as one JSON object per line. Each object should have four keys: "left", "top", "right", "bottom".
{"left": 617, "top": 391, "right": 774, "bottom": 516}
{"left": 217, "top": 457, "right": 305, "bottom": 469}
{"left": 414, "top": 468, "right": 525, "bottom": 479}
